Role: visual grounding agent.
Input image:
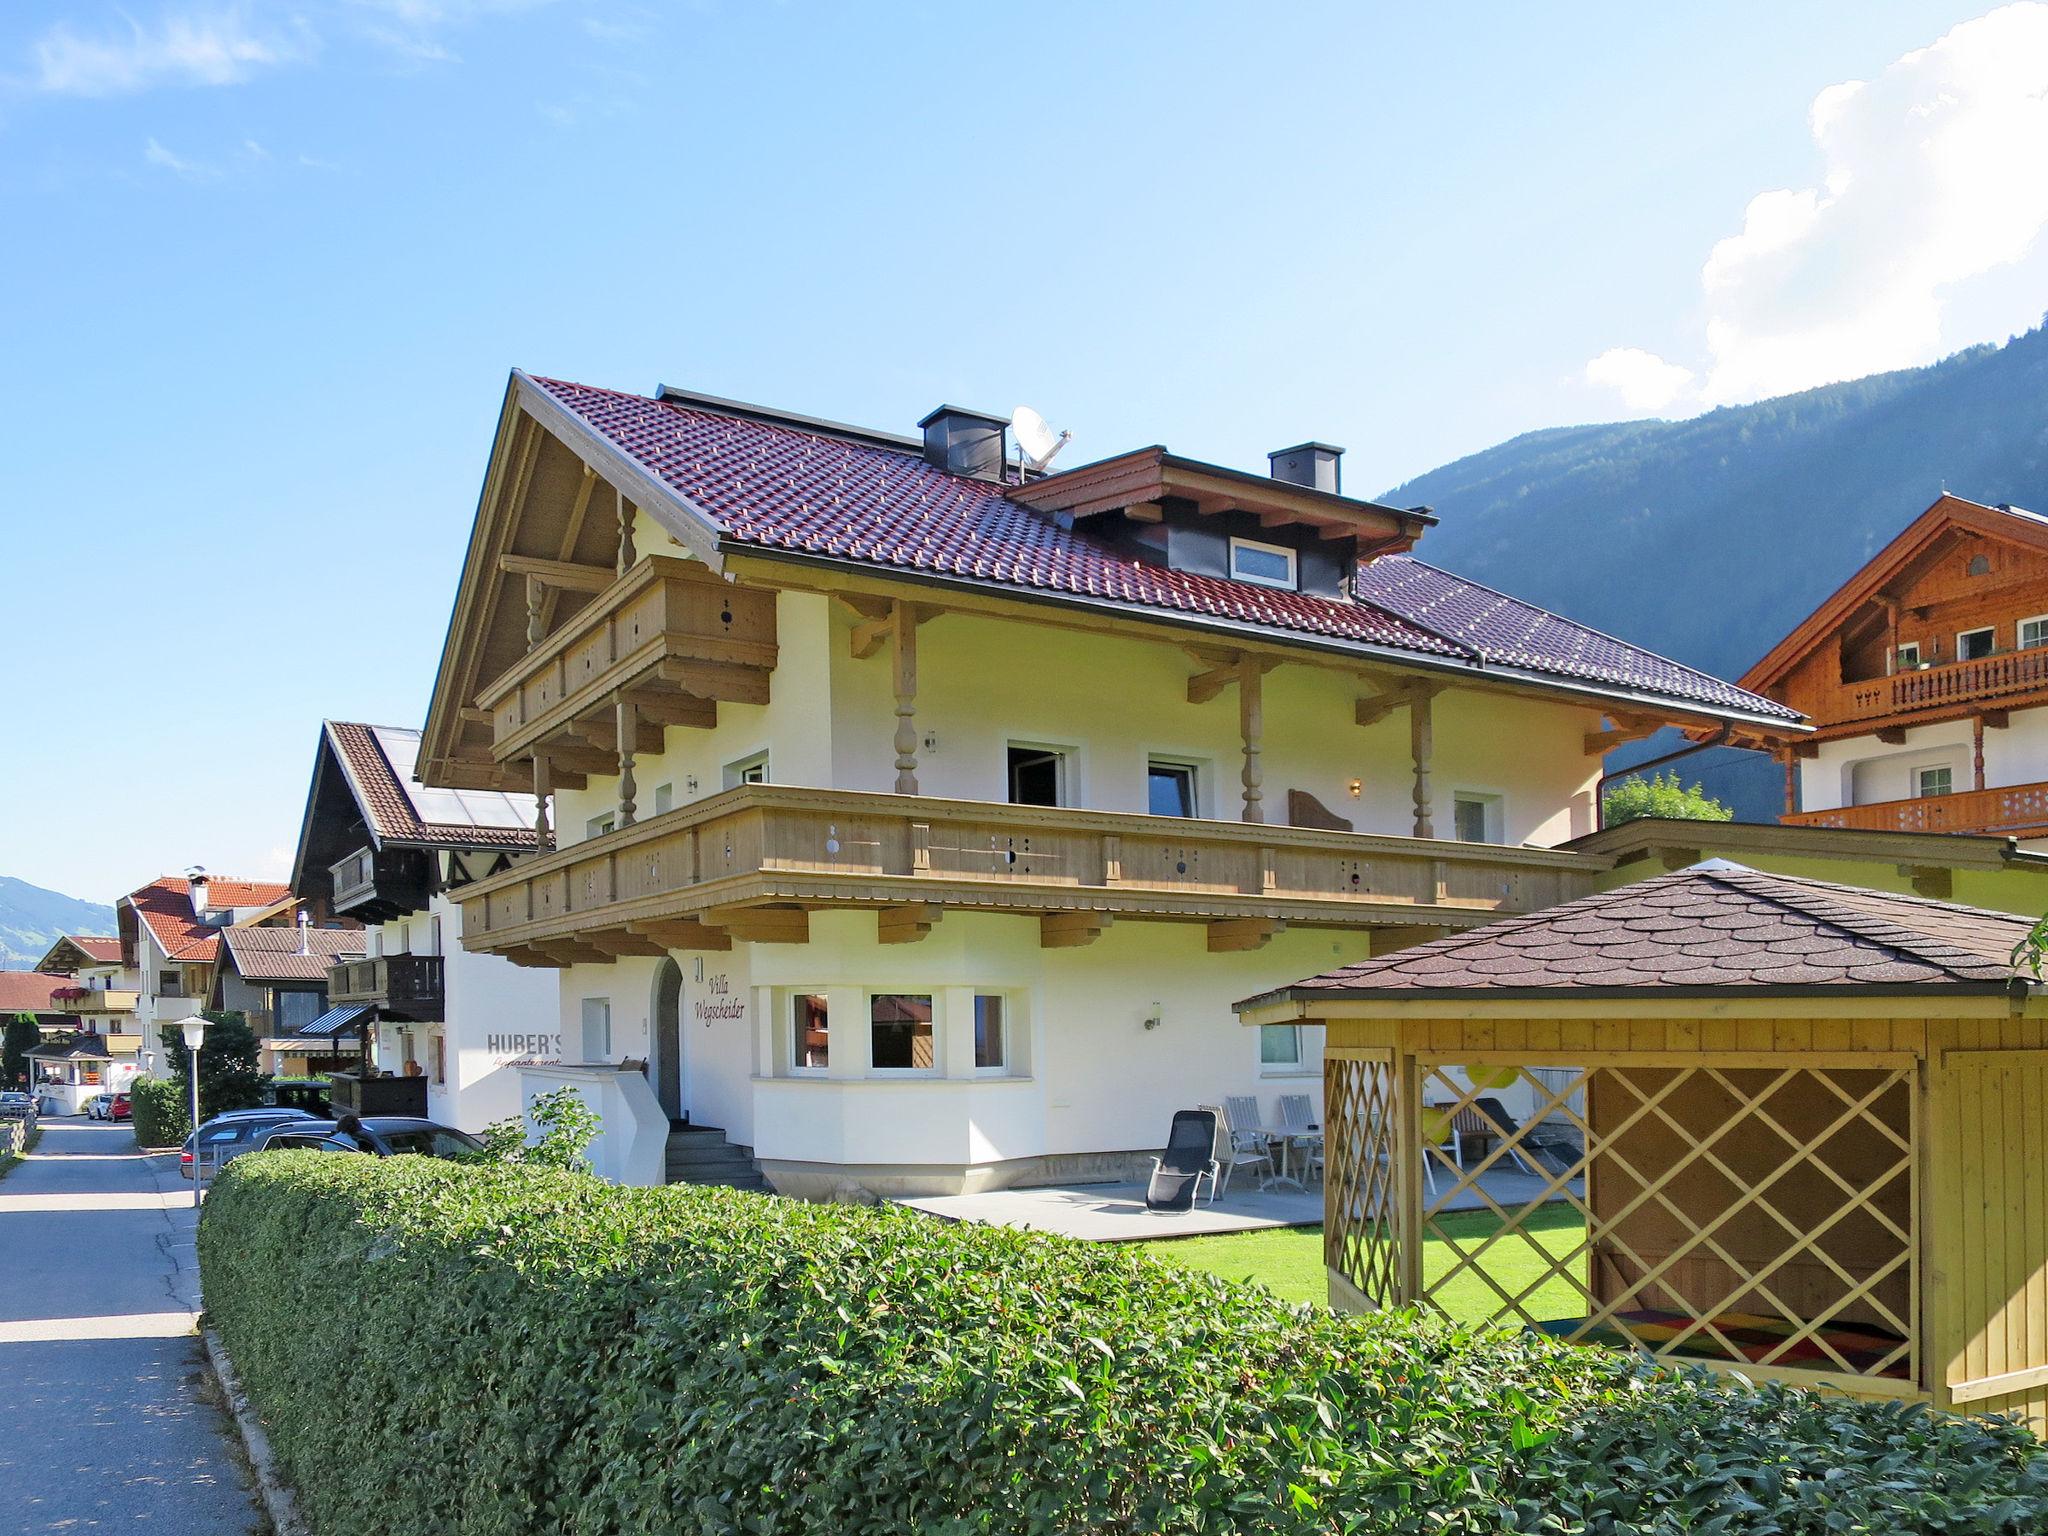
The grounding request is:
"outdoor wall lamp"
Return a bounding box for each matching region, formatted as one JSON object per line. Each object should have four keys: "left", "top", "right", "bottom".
{"left": 1348, "top": 778, "right": 1362, "bottom": 799}
{"left": 1143, "top": 1004, "right": 1163, "bottom": 1031}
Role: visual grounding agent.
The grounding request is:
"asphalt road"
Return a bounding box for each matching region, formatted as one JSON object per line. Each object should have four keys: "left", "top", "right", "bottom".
{"left": 0, "top": 1118, "right": 258, "bottom": 1534}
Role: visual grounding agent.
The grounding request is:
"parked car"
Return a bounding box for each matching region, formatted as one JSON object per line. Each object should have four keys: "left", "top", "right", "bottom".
{"left": 85, "top": 1093, "right": 119, "bottom": 1119}
{"left": 253, "top": 1116, "right": 484, "bottom": 1161}
{"left": 179, "top": 1108, "right": 317, "bottom": 1180}
{"left": 0, "top": 1091, "right": 37, "bottom": 1121}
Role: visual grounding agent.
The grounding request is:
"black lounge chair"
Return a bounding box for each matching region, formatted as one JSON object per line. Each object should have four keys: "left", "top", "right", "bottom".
{"left": 1146, "top": 1108, "right": 1221, "bottom": 1211}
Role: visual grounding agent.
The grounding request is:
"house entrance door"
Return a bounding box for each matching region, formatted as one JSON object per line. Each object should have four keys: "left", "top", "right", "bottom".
{"left": 652, "top": 959, "right": 685, "bottom": 1125}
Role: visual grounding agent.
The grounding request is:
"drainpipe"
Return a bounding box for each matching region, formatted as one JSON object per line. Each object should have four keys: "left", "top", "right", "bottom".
{"left": 1594, "top": 724, "right": 1734, "bottom": 831}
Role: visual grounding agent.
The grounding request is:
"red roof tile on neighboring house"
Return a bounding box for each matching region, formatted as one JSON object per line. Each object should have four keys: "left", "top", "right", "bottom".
{"left": 0, "top": 971, "right": 65, "bottom": 1012}
{"left": 123, "top": 876, "right": 292, "bottom": 964}
{"left": 1247, "top": 864, "right": 2032, "bottom": 1004}
{"left": 529, "top": 376, "right": 1799, "bottom": 723}
{"left": 67, "top": 937, "right": 124, "bottom": 964}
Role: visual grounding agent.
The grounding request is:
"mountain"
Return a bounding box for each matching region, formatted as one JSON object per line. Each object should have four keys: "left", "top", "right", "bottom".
{"left": 0, "top": 876, "right": 117, "bottom": 971}
{"left": 1387, "top": 321, "right": 2048, "bottom": 685}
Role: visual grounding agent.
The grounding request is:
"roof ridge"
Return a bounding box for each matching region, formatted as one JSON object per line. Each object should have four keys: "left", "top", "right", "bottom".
{"left": 1694, "top": 865, "right": 2021, "bottom": 982}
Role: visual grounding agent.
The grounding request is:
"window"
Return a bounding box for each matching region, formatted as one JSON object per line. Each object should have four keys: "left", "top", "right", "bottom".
{"left": 869, "top": 993, "right": 935, "bottom": 1072}
{"left": 579, "top": 998, "right": 612, "bottom": 1062}
{"left": 791, "top": 993, "right": 829, "bottom": 1071}
{"left": 973, "top": 995, "right": 1007, "bottom": 1072}
{"left": 1260, "top": 1024, "right": 1302, "bottom": 1069}
{"left": 1894, "top": 642, "right": 1922, "bottom": 670}
{"left": 1452, "top": 792, "right": 1503, "bottom": 844}
{"left": 1007, "top": 745, "right": 1067, "bottom": 806}
{"left": 1147, "top": 760, "right": 1199, "bottom": 818}
{"left": 159, "top": 972, "right": 183, "bottom": 996}
{"left": 277, "top": 990, "right": 324, "bottom": 1032}
{"left": 368, "top": 928, "right": 383, "bottom": 958}
{"left": 428, "top": 916, "right": 442, "bottom": 957}
{"left": 725, "top": 752, "right": 769, "bottom": 789}
{"left": 1958, "top": 627, "right": 1995, "bottom": 661}
{"left": 431, "top": 1033, "right": 446, "bottom": 1086}
{"left": 586, "top": 812, "right": 616, "bottom": 839}
{"left": 2022, "top": 617, "right": 2048, "bottom": 651}
{"left": 1227, "top": 536, "right": 1297, "bottom": 590}
{"left": 653, "top": 781, "right": 674, "bottom": 815}
{"left": 1916, "top": 766, "right": 1954, "bottom": 799}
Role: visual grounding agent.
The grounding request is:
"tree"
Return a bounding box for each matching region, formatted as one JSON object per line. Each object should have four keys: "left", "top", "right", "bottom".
{"left": 2, "top": 1014, "right": 40, "bottom": 1089}
{"left": 161, "top": 1010, "right": 266, "bottom": 1121}
{"left": 1601, "top": 769, "right": 1735, "bottom": 827}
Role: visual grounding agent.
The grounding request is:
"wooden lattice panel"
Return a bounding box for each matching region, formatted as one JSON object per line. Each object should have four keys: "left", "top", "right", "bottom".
{"left": 1324, "top": 1051, "right": 1402, "bottom": 1309}
{"left": 1414, "top": 1057, "right": 1917, "bottom": 1385}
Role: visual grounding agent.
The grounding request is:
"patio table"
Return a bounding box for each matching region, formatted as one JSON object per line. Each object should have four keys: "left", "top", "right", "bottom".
{"left": 1250, "top": 1126, "right": 1324, "bottom": 1193}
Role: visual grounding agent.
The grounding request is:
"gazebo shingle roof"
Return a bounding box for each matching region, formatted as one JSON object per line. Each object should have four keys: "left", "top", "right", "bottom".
{"left": 1244, "top": 863, "right": 2034, "bottom": 1004}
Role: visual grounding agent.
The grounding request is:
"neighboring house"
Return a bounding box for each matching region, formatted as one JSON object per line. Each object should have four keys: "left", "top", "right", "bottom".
{"left": 287, "top": 720, "right": 551, "bottom": 1129}
{"left": 210, "top": 923, "right": 366, "bottom": 1079}
{"left": 1742, "top": 493, "right": 2048, "bottom": 839}
{"left": 412, "top": 373, "right": 1801, "bottom": 1197}
{"left": 1240, "top": 864, "right": 2048, "bottom": 1436}
{"left": 32, "top": 935, "right": 144, "bottom": 1087}
{"left": 118, "top": 874, "right": 294, "bottom": 1077}
{"left": 1, "top": 970, "right": 70, "bottom": 1093}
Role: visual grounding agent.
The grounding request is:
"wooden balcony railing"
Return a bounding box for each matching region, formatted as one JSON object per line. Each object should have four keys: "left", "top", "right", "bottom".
{"left": 53, "top": 989, "right": 139, "bottom": 1013}
{"left": 478, "top": 556, "right": 779, "bottom": 771}
{"left": 1784, "top": 780, "right": 2048, "bottom": 837}
{"left": 458, "top": 783, "right": 1606, "bottom": 964}
{"left": 330, "top": 847, "right": 377, "bottom": 912}
{"left": 328, "top": 954, "right": 446, "bottom": 1020}
{"left": 1833, "top": 647, "right": 2048, "bottom": 724}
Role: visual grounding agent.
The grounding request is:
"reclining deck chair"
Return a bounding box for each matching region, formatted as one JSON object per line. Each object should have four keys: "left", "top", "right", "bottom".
{"left": 1146, "top": 1108, "right": 1221, "bottom": 1211}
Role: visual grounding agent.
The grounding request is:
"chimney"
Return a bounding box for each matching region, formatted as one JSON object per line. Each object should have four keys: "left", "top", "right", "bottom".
{"left": 918, "top": 406, "right": 1010, "bottom": 482}
{"left": 296, "top": 908, "right": 311, "bottom": 956}
{"left": 1268, "top": 442, "right": 1344, "bottom": 495}
{"left": 186, "top": 869, "right": 210, "bottom": 917}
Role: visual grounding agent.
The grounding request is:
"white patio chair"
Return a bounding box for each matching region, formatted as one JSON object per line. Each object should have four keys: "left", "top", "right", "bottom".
{"left": 1207, "top": 1099, "right": 1273, "bottom": 1195}
{"left": 1274, "top": 1094, "right": 1324, "bottom": 1186}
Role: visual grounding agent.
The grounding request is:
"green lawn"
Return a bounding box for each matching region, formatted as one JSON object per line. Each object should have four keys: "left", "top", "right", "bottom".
{"left": 1138, "top": 1204, "right": 1586, "bottom": 1322}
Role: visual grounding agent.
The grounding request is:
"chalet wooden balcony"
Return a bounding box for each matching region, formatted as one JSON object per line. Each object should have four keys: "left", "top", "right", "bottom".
{"left": 457, "top": 783, "right": 1605, "bottom": 965}
{"left": 1830, "top": 647, "right": 2048, "bottom": 729}
{"left": 52, "top": 988, "right": 139, "bottom": 1013}
{"left": 478, "top": 555, "right": 778, "bottom": 777}
{"left": 330, "top": 847, "right": 377, "bottom": 913}
{"left": 1784, "top": 780, "right": 2048, "bottom": 838}
{"left": 328, "top": 954, "right": 446, "bottom": 1021}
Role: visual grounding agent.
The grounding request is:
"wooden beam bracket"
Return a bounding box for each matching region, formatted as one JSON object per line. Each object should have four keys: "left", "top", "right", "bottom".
{"left": 1040, "top": 911, "right": 1112, "bottom": 949}
{"left": 876, "top": 903, "right": 943, "bottom": 944}
{"left": 1206, "top": 917, "right": 1283, "bottom": 953}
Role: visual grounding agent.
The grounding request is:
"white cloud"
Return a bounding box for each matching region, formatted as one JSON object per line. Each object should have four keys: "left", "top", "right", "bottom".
{"left": 1583, "top": 347, "right": 1697, "bottom": 413}
{"left": 30, "top": 6, "right": 308, "bottom": 97}
{"left": 1590, "top": 3, "right": 2048, "bottom": 410}
{"left": 345, "top": 0, "right": 558, "bottom": 64}
{"left": 144, "top": 136, "right": 218, "bottom": 181}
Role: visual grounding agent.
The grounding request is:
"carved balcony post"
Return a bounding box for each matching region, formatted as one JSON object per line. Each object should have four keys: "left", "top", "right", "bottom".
{"left": 532, "top": 752, "right": 554, "bottom": 852}
{"left": 1239, "top": 658, "right": 1264, "bottom": 824}
{"left": 1410, "top": 690, "right": 1435, "bottom": 838}
{"left": 617, "top": 698, "right": 639, "bottom": 827}
{"left": 892, "top": 600, "right": 920, "bottom": 795}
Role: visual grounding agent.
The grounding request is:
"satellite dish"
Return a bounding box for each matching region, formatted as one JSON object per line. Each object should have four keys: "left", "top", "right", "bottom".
{"left": 1011, "top": 405, "right": 1071, "bottom": 472}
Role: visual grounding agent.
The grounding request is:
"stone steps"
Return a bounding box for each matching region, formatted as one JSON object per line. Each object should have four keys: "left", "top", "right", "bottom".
{"left": 663, "top": 1126, "right": 773, "bottom": 1193}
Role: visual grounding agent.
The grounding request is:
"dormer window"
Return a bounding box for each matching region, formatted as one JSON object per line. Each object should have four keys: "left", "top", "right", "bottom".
{"left": 1228, "top": 537, "right": 1297, "bottom": 591}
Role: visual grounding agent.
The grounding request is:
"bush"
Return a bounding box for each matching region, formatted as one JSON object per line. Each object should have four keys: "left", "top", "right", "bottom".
{"left": 1601, "top": 767, "right": 1735, "bottom": 826}
{"left": 477, "top": 1084, "right": 603, "bottom": 1172}
{"left": 130, "top": 1077, "right": 188, "bottom": 1148}
{"left": 199, "top": 1157, "right": 2048, "bottom": 1536}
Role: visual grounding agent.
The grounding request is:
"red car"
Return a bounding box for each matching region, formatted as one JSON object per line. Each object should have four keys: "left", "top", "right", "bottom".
{"left": 110, "top": 1093, "right": 131, "bottom": 1122}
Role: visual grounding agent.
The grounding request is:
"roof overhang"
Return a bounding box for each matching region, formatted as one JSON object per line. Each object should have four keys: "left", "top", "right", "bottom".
{"left": 1564, "top": 817, "right": 2048, "bottom": 871}
{"left": 1006, "top": 445, "right": 1433, "bottom": 553}
{"left": 1238, "top": 983, "right": 2038, "bottom": 1024}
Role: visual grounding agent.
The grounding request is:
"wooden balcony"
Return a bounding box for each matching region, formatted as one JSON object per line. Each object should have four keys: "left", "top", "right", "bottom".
{"left": 53, "top": 989, "right": 138, "bottom": 1014}
{"left": 1784, "top": 780, "right": 2048, "bottom": 837}
{"left": 330, "top": 847, "right": 377, "bottom": 912}
{"left": 1826, "top": 647, "right": 2048, "bottom": 731}
{"left": 478, "top": 555, "right": 778, "bottom": 776}
{"left": 458, "top": 784, "right": 1606, "bottom": 965}
{"left": 328, "top": 954, "right": 446, "bottom": 1021}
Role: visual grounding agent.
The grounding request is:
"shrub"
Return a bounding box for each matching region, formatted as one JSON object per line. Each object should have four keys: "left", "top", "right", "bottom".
{"left": 1601, "top": 768, "right": 1735, "bottom": 825}
{"left": 161, "top": 1011, "right": 266, "bottom": 1119}
{"left": 477, "top": 1084, "right": 603, "bottom": 1172}
{"left": 199, "top": 1157, "right": 2048, "bottom": 1536}
{"left": 130, "top": 1077, "right": 188, "bottom": 1147}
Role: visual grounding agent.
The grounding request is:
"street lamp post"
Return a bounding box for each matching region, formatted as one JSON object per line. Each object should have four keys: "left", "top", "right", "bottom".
{"left": 180, "top": 1016, "right": 206, "bottom": 1209}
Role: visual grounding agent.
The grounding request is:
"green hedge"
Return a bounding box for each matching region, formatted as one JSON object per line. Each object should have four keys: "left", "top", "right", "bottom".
{"left": 199, "top": 1156, "right": 2048, "bottom": 1536}
{"left": 130, "top": 1077, "right": 187, "bottom": 1147}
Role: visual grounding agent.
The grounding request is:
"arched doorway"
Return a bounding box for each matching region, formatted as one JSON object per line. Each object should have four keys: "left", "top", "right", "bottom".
{"left": 652, "top": 959, "right": 684, "bottom": 1125}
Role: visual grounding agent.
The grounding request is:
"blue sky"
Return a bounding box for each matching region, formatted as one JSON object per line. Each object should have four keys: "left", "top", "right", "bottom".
{"left": 5, "top": 1, "right": 2046, "bottom": 902}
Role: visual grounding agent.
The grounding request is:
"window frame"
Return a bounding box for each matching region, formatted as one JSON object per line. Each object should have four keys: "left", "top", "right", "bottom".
{"left": 1915, "top": 765, "right": 1954, "bottom": 799}
{"left": 1227, "top": 536, "right": 1298, "bottom": 591}
{"left": 972, "top": 994, "right": 1009, "bottom": 1075}
{"left": 578, "top": 998, "right": 612, "bottom": 1063}
{"left": 1956, "top": 626, "right": 1996, "bottom": 662}
{"left": 724, "top": 751, "right": 770, "bottom": 789}
{"left": 1894, "top": 641, "right": 1922, "bottom": 671}
{"left": 585, "top": 812, "right": 617, "bottom": 839}
{"left": 789, "top": 992, "right": 830, "bottom": 1075}
{"left": 1259, "top": 1022, "right": 1308, "bottom": 1075}
{"left": 2020, "top": 615, "right": 2048, "bottom": 652}
{"left": 1451, "top": 790, "right": 1505, "bottom": 845}
{"left": 1145, "top": 757, "right": 1201, "bottom": 819}
{"left": 867, "top": 992, "right": 939, "bottom": 1076}
{"left": 1006, "top": 741, "right": 1072, "bottom": 808}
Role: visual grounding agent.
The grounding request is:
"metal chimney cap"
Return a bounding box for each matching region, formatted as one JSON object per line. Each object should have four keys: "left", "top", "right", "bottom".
{"left": 1268, "top": 440, "right": 1346, "bottom": 459}
{"left": 917, "top": 404, "right": 1010, "bottom": 430}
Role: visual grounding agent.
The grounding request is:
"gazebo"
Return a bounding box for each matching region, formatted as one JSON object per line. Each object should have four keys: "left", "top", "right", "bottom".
{"left": 1240, "top": 862, "right": 2048, "bottom": 1436}
{"left": 26, "top": 1033, "right": 119, "bottom": 1115}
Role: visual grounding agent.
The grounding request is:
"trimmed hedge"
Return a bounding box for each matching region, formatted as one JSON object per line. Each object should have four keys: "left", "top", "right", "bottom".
{"left": 130, "top": 1077, "right": 187, "bottom": 1147}
{"left": 199, "top": 1156, "right": 2048, "bottom": 1536}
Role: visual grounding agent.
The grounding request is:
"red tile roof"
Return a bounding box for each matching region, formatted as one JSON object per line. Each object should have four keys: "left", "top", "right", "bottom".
{"left": 1247, "top": 863, "right": 2032, "bottom": 1003}
{"left": 218, "top": 925, "right": 365, "bottom": 982}
{"left": 530, "top": 376, "right": 1798, "bottom": 724}
{"left": 328, "top": 721, "right": 536, "bottom": 850}
{"left": 123, "top": 876, "right": 292, "bottom": 964}
{"left": 0, "top": 971, "right": 66, "bottom": 1013}
{"left": 67, "top": 937, "right": 124, "bottom": 964}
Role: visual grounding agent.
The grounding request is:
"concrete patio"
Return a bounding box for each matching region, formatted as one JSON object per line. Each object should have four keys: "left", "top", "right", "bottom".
{"left": 898, "top": 1163, "right": 1579, "bottom": 1243}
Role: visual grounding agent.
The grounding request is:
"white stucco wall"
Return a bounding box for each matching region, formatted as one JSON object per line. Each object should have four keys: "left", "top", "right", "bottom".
{"left": 1798, "top": 705, "right": 2048, "bottom": 811}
